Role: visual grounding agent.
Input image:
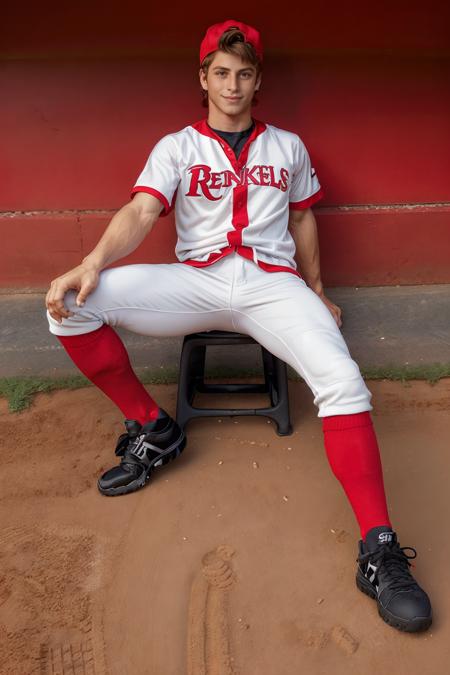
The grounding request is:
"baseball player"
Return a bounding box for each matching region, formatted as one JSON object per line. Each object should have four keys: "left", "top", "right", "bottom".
{"left": 45, "top": 20, "right": 432, "bottom": 632}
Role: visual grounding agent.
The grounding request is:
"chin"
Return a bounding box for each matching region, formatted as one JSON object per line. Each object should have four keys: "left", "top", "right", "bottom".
{"left": 219, "top": 102, "right": 249, "bottom": 116}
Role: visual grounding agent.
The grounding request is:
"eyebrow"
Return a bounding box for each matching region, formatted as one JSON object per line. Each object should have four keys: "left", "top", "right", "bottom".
{"left": 212, "top": 66, "right": 255, "bottom": 73}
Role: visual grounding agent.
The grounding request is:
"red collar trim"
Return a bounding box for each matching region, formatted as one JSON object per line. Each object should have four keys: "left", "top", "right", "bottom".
{"left": 191, "top": 117, "right": 266, "bottom": 140}
{"left": 190, "top": 118, "right": 267, "bottom": 172}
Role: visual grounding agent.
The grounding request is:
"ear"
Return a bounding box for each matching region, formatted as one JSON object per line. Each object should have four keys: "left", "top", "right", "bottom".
{"left": 255, "top": 72, "right": 262, "bottom": 92}
{"left": 199, "top": 67, "right": 208, "bottom": 92}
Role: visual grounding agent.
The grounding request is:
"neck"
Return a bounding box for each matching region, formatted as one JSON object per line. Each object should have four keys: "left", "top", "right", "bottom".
{"left": 207, "top": 104, "right": 253, "bottom": 132}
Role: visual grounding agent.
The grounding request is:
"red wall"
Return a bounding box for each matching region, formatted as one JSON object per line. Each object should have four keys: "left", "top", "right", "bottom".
{"left": 1, "top": 2, "right": 449, "bottom": 287}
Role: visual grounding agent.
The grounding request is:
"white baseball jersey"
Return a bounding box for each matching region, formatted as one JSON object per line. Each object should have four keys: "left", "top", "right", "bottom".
{"left": 131, "top": 118, "right": 323, "bottom": 278}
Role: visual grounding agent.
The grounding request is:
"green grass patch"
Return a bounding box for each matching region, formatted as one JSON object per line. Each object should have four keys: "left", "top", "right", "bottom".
{"left": 0, "top": 362, "right": 449, "bottom": 413}
{"left": 360, "top": 362, "right": 450, "bottom": 384}
{"left": 0, "top": 375, "right": 89, "bottom": 413}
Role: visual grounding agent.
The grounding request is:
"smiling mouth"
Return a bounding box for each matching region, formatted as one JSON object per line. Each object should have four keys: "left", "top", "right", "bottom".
{"left": 224, "top": 97, "right": 242, "bottom": 101}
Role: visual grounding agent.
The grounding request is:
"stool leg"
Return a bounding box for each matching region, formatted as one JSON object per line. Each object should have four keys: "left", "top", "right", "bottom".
{"left": 261, "top": 347, "right": 273, "bottom": 398}
{"left": 260, "top": 347, "right": 293, "bottom": 435}
{"left": 191, "top": 345, "right": 207, "bottom": 392}
{"left": 274, "top": 360, "right": 292, "bottom": 436}
{"left": 262, "top": 347, "right": 277, "bottom": 405}
{"left": 176, "top": 339, "right": 209, "bottom": 430}
{"left": 176, "top": 339, "right": 196, "bottom": 430}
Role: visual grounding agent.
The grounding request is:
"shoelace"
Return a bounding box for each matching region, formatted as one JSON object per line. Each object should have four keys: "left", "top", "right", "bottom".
{"left": 358, "top": 541, "right": 419, "bottom": 593}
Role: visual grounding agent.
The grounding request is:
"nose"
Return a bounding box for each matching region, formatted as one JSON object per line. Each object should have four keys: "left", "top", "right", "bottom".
{"left": 227, "top": 73, "right": 239, "bottom": 92}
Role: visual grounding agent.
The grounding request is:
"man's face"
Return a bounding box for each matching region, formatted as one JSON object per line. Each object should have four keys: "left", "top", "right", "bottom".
{"left": 199, "top": 51, "right": 262, "bottom": 118}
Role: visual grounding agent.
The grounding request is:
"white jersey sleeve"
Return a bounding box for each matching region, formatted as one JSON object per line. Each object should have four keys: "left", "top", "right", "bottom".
{"left": 289, "top": 136, "right": 323, "bottom": 210}
{"left": 131, "top": 135, "right": 180, "bottom": 215}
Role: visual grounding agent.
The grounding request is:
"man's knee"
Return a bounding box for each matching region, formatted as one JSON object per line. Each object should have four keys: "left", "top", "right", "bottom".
{"left": 46, "top": 288, "right": 104, "bottom": 336}
{"left": 314, "top": 359, "right": 373, "bottom": 417}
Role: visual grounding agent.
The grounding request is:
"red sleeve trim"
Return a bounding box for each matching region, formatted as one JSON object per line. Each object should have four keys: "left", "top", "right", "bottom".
{"left": 130, "top": 186, "right": 172, "bottom": 216}
{"left": 289, "top": 187, "right": 324, "bottom": 210}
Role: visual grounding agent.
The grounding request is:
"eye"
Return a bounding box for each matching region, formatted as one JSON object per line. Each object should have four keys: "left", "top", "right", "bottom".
{"left": 240, "top": 72, "right": 252, "bottom": 79}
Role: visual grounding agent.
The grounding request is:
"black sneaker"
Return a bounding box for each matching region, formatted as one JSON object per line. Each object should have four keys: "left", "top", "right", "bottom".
{"left": 356, "top": 526, "right": 432, "bottom": 633}
{"left": 97, "top": 409, "right": 186, "bottom": 496}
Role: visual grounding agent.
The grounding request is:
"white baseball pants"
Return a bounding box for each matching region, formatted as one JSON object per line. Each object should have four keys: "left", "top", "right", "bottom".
{"left": 47, "top": 252, "right": 372, "bottom": 417}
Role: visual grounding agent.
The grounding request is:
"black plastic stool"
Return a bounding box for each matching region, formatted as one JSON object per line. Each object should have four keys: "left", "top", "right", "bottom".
{"left": 175, "top": 330, "right": 293, "bottom": 436}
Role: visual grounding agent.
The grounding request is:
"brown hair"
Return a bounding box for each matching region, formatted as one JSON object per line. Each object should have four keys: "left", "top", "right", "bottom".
{"left": 200, "top": 26, "right": 262, "bottom": 108}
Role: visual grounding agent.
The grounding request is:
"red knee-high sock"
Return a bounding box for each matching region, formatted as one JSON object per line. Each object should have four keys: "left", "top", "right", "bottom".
{"left": 57, "top": 325, "right": 160, "bottom": 424}
{"left": 322, "top": 412, "right": 392, "bottom": 540}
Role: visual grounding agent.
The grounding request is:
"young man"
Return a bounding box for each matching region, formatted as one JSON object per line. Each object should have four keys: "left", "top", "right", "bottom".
{"left": 45, "top": 20, "right": 432, "bottom": 633}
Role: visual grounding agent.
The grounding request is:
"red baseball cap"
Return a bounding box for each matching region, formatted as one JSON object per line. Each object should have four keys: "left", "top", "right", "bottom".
{"left": 199, "top": 19, "right": 263, "bottom": 65}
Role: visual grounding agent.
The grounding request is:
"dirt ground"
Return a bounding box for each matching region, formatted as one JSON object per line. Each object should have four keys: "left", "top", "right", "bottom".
{"left": 0, "top": 378, "right": 449, "bottom": 675}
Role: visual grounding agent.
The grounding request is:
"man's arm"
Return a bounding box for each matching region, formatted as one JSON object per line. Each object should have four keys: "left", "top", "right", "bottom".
{"left": 288, "top": 207, "right": 323, "bottom": 294}
{"left": 82, "top": 192, "right": 163, "bottom": 270}
{"left": 288, "top": 207, "right": 342, "bottom": 327}
{"left": 46, "top": 192, "right": 163, "bottom": 323}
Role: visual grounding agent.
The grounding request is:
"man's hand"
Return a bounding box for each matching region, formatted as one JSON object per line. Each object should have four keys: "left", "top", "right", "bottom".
{"left": 289, "top": 209, "right": 342, "bottom": 327}
{"left": 45, "top": 263, "right": 100, "bottom": 324}
{"left": 315, "top": 290, "right": 343, "bottom": 328}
